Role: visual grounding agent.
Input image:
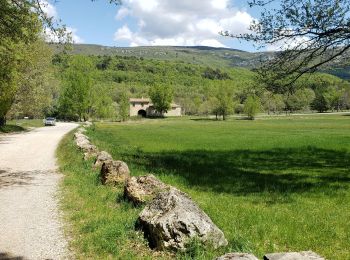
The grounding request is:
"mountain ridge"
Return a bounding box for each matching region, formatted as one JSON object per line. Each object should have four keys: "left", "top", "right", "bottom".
{"left": 50, "top": 43, "right": 350, "bottom": 80}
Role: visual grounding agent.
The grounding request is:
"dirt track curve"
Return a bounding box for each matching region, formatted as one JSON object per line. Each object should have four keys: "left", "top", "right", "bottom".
{"left": 0, "top": 122, "right": 77, "bottom": 260}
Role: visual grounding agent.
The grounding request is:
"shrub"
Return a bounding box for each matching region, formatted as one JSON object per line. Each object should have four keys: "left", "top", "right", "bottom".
{"left": 244, "top": 96, "right": 260, "bottom": 120}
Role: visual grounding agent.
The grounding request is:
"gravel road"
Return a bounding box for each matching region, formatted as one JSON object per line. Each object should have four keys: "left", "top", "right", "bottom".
{"left": 0, "top": 122, "right": 77, "bottom": 260}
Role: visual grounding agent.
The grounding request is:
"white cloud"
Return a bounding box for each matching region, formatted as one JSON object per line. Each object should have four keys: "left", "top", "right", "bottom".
{"left": 266, "top": 29, "right": 311, "bottom": 51}
{"left": 114, "top": 25, "right": 133, "bottom": 40}
{"left": 44, "top": 27, "right": 84, "bottom": 44}
{"left": 39, "top": 0, "right": 58, "bottom": 19}
{"left": 115, "top": 7, "right": 130, "bottom": 20}
{"left": 113, "top": 0, "right": 254, "bottom": 47}
{"left": 40, "top": 0, "right": 84, "bottom": 44}
{"left": 67, "top": 27, "right": 84, "bottom": 43}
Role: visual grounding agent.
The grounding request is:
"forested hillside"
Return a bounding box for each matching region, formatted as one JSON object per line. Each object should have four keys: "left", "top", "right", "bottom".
{"left": 5, "top": 44, "right": 350, "bottom": 122}
{"left": 48, "top": 52, "right": 350, "bottom": 121}
{"left": 52, "top": 44, "right": 350, "bottom": 80}
{"left": 51, "top": 44, "right": 271, "bottom": 69}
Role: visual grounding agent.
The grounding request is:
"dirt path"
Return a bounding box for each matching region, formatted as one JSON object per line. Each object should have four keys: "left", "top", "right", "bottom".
{"left": 0, "top": 122, "right": 77, "bottom": 260}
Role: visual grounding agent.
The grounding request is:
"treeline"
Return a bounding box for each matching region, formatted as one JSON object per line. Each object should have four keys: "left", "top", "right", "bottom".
{"left": 51, "top": 54, "right": 350, "bottom": 121}
{"left": 4, "top": 50, "right": 350, "bottom": 123}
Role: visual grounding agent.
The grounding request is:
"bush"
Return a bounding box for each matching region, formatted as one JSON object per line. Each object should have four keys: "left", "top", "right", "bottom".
{"left": 244, "top": 96, "right": 260, "bottom": 120}
{"left": 234, "top": 103, "right": 244, "bottom": 114}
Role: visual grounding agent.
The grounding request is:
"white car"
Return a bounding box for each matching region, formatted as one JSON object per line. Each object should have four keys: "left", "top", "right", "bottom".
{"left": 44, "top": 117, "right": 56, "bottom": 126}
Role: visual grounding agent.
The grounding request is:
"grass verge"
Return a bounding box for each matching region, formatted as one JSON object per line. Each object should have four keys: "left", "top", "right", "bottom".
{"left": 84, "top": 115, "right": 350, "bottom": 259}
{"left": 0, "top": 119, "right": 44, "bottom": 133}
{"left": 57, "top": 115, "right": 350, "bottom": 259}
{"left": 57, "top": 130, "right": 175, "bottom": 259}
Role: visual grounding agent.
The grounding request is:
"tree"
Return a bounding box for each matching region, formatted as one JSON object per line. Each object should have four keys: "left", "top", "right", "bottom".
{"left": 224, "top": 0, "right": 350, "bottom": 85}
{"left": 118, "top": 90, "right": 130, "bottom": 121}
{"left": 8, "top": 39, "right": 54, "bottom": 119}
{"left": 59, "top": 56, "right": 94, "bottom": 121}
{"left": 244, "top": 95, "right": 261, "bottom": 120}
{"left": 284, "top": 88, "right": 315, "bottom": 112}
{"left": 312, "top": 92, "right": 330, "bottom": 113}
{"left": 149, "top": 85, "right": 174, "bottom": 117}
{"left": 0, "top": 1, "right": 42, "bottom": 125}
{"left": 214, "top": 85, "right": 234, "bottom": 120}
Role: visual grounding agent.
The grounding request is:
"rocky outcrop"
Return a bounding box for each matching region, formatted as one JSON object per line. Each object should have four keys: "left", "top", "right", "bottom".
{"left": 264, "top": 251, "right": 325, "bottom": 260}
{"left": 100, "top": 160, "right": 130, "bottom": 185}
{"left": 124, "top": 174, "right": 168, "bottom": 204}
{"left": 94, "top": 151, "right": 113, "bottom": 168}
{"left": 136, "top": 187, "right": 228, "bottom": 251}
{"left": 216, "top": 253, "right": 259, "bottom": 260}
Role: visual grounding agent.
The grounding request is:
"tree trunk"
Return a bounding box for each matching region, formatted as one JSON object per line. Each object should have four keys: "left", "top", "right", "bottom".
{"left": 0, "top": 116, "right": 6, "bottom": 126}
{"left": 215, "top": 112, "right": 218, "bottom": 120}
{"left": 223, "top": 113, "right": 226, "bottom": 121}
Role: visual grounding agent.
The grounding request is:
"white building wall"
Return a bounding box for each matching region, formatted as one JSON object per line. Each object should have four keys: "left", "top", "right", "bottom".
{"left": 129, "top": 100, "right": 181, "bottom": 117}
{"left": 129, "top": 103, "right": 148, "bottom": 116}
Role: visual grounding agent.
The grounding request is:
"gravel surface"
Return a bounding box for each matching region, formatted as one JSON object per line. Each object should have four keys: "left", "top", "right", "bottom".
{"left": 0, "top": 122, "right": 77, "bottom": 260}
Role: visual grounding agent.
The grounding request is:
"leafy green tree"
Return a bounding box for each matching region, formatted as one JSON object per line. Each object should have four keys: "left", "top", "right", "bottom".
{"left": 118, "top": 90, "right": 130, "bottom": 121}
{"left": 285, "top": 88, "right": 315, "bottom": 112}
{"left": 215, "top": 85, "right": 234, "bottom": 120}
{"left": 0, "top": 1, "right": 42, "bottom": 125}
{"left": 89, "top": 83, "right": 116, "bottom": 120}
{"left": 261, "top": 91, "right": 285, "bottom": 114}
{"left": 312, "top": 92, "right": 330, "bottom": 113}
{"left": 59, "top": 56, "right": 94, "bottom": 121}
{"left": 244, "top": 95, "right": 261, "bottom": 120}
{"left": 8, "top": 39, "right": 54, "bottom": 119}
{"left": 149, "top": 84, "right": 174, "bottom": 116}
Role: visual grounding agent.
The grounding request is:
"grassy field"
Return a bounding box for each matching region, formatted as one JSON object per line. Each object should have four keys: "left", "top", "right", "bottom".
{"left": 58, "top": 114, "right": 350, "bottom": 259}
{"left": 0, "top": 119, "right": 44, "bottom": 133}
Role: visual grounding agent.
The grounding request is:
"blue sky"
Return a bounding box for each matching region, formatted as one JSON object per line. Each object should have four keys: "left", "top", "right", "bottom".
{"left": 44, "top": 0, "right": 266, "bottom": 52}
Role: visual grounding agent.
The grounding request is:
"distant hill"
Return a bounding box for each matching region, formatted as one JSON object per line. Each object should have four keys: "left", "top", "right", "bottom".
{"left": 50, "top": 43, "right": 349, "bottom": 81}
{"left": 50, "top": 44, "right": 273, "bottom": 69}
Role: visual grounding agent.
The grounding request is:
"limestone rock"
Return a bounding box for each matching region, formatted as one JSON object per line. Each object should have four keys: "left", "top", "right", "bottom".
{"left": 74, "top": 132, "right": 88, "bottom": 140}
{"left": 94, "top": 151, "right": 113, "bottom": 168}
{"left": 216, "top": 253, "right": 259, "bottom": 260}
{"left": 124, "top": 174, "right": 168, "bottom": 204}
{"left": 136, "top": 187, "right": 228, "bottom": 251}
{"left": 264, "top": 251, "right": 325, "bottom": 260}
{"left": 100, "top": 160, "right": 130, "bottom": 185}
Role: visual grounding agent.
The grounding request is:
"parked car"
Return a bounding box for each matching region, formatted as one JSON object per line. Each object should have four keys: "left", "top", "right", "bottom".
{"left": 44, "top": 117, "right": 56, "bottom": 126}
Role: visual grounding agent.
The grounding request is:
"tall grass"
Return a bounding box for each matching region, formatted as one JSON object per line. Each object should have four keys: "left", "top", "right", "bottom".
{"left": 58, "top": 115, "right": 350, "bottom": 259}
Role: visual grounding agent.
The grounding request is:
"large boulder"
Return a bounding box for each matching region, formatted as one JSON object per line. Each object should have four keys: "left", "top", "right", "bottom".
{"left": 100, "top": 160, "right": 130, "bottom": 185}
{"left": 124, "top": 174, "right": 168, "bottom": 204}
{"left": 263, "top": 251, "right": 325, "bottom": 260}
{"left": 216, "top": 253, "right": 259, "bottom": 260}
{"left": 75, "top": 135, "right": 90, "bottom": 148}
{"left": 136, "top": 187, "right": 228, "bottom": 251}
{"left": 94, "top": 151, "right": 113, "bottom": 168}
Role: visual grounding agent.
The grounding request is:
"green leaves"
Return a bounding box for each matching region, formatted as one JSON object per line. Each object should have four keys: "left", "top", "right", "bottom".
{"left": 149, "top": 84, "right": 174, "bottom": 116}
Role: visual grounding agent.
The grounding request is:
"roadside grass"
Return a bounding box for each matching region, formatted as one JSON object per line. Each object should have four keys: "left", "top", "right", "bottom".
{"left": 0, "top": 119, "right": 44, "bottom": 133}
{"left": 81, "top": 114, "right": 350, "bottom": 259}
{"left": 57, "top": 130, "right": 173, "bottom": 259}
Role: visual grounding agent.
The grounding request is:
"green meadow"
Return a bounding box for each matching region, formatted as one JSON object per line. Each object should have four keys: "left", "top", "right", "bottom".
{"left": 58, "top": 114, "right": 350, "bottom": 259}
